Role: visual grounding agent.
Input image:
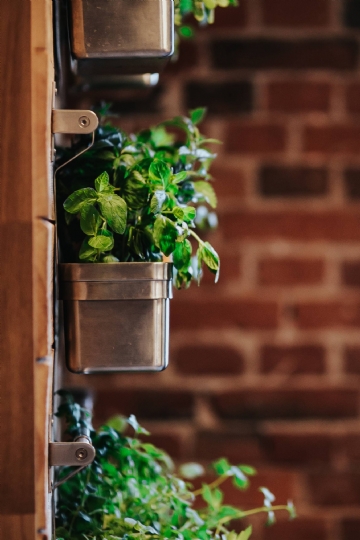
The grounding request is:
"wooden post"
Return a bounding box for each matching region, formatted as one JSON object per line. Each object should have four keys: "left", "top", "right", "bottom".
{"left": 0, "top": 1, "right": 54, "bottom": 538}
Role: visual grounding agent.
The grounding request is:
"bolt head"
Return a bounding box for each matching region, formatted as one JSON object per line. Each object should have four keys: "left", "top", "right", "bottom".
{"left": 75, "top": 448, "right": 88, "bottom": 461}
{"left": 79, "top": 115, "right": 90, "bottom": 128}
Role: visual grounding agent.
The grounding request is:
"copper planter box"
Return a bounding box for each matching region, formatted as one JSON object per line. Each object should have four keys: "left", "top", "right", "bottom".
{"left": 59, "top": 263, "right": 172, "bottom": 374}
{"left": 69, "top": 0, "right": 174, "bottom": 77}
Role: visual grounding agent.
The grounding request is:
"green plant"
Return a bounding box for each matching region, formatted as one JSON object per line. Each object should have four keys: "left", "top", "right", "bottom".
{"left": 55, "top": 393, "right": 296, "bottom": 540}
{"left": 174, "top": 0, "right": 238, "bottom": 37}
{"left": 56, "top": 109, "right": 220, "bottom": 289}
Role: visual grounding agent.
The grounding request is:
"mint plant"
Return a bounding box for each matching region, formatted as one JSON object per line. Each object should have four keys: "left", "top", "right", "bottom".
{"left": 174, "top": 0, "right": 238, "bottom": 36}
{"left": 55, "top": 393, "right": 296, "bottom": 540}
{"left": 57, "top": 109, "right": 220, "bottom": 288}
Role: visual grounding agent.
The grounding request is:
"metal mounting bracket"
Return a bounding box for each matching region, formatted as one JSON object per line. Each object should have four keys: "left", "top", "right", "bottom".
{"left": 49, "top": 437, "right": 96, "bottom": 467}
{"left": 52, "top": 109, "right": 99, "bottom": 134}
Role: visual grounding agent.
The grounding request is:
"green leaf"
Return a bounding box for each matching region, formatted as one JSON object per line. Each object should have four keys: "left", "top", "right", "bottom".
{"left": 88, "top": 230, "right": 114, "bottom": 251}
{"left": 102, "top": 254, "right": 120, "bottom": 263}
{"left": 213, "top": 458, "right": 231, "bottom": 476}
{"left": 79, "top": 238, "right": 98, "bottom": 261}
{"left": 80, "top": 204, "right": 102, "bottom": 236}
{"left": 98, "top": 194, "right": 127, "bottom": 234}
{"left": 173, "top": 171, "right": 188, "bottom": 184}
{"left": 105, "top": 415, "right": 128, "bottom": 433}
{"left": 199, "top": 241, "right": 220, "bottom": 282}
{"left": 127, "top": 414, "right": 150, "bottom": 435}
{"left": 239, "top": 465, "right": 256, "bottom": 476}
{"left": 153, "top": 216, "right": 178, "bottom": 256}
{"left": 150, "top": 190, "right": 167, "bottom": 214}
{"left": 173, "top": 206, "right": 185, "bottom": 220}
{"left": 238, "top": 526, "right": 252, "bottom": 540}
{"left": 149, "top": 159, "right": 171, "bottom": 187}
{"left": 95, "top": 171, "right": 110, "bottom": 192}
{"left": 173, "top": 239, "right": 192, "bottom": 270}
{"left": 63, "top": 188, "right": 97, "bottom": 213}
{"left": 179, "top": 462, "right": 204, "bottom": 479}
{"left": 194, "top": 181, "right": 217, "bottom": 208}
{"left": 183, "top": 206, "right": 196, "bottom": 223}
{"left": 190, "top": 107, "right": 207, "bottom": 125}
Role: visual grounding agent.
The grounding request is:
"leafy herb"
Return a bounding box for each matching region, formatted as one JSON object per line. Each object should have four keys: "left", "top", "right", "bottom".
{"left": 174, "top": 0, "right": 238, "bottom": 30}
{"left": 57, "top": 109, "right": 220, "bottom": 289}
{"left": 55, "top": 393, "right": 296, "bottom": 540}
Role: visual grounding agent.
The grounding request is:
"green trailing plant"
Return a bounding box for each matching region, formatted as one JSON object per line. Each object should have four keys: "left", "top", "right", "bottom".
{"left": 55, "top": 392, "right": 296, "bottom": 540}
{"left": 56, "top": 108, "right": 220, "bottom": 289}
{"left": 174, "top": 0, "right": 238, "bottom": 38}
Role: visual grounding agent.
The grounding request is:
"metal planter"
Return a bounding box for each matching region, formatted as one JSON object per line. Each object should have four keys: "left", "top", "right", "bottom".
{"left": 59, "top": 262, "right": 172, "bottom": 374}
{"left": 69, "top": 0, "right": 174, "bottom": 77}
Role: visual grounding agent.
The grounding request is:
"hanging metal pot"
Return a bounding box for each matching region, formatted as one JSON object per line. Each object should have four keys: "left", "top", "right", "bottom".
{"left": 68, "top": 0, "right": 174, "bottom": 78}
{"left": 59, "top": 262, "right": 172, "bottom": 374}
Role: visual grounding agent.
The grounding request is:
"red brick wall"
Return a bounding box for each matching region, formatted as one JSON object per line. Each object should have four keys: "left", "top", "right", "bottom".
{"left": 69, "top": 1, "right": 360, "bottom": 538}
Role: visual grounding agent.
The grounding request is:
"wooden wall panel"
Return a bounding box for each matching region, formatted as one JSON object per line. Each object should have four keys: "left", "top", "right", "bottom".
{"left": 0, "top": 0, "right": 54, "bottom": 538}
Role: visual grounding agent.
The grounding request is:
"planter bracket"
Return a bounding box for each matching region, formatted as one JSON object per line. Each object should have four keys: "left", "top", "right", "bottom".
{"left": 52, "top": 109, "right": 99, "bottom": 134}
{"left": 49, "top": 436, "right": 96, "bottom": 490}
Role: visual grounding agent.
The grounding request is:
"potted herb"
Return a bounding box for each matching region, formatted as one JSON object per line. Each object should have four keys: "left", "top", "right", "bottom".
{"left": 55, "top": 393, "right": 296, "bottom": 540}
{"left": 57, "top": 109, "right": 220, "bottom": 373}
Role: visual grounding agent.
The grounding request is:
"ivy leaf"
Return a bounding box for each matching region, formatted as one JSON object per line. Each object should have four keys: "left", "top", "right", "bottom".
{"left": 194, "top": 181, "right": 217, "bottom": 208}
{"left": 98, "top": 194, "right": 127, "bottom": 234}
{"left": 150, "top": 190, "right": 167, "bottom": 214}
{"left": 88, "top": 230, "right": 114, "bottom": 251}
{"left": 149, "top": 159, "right": 171, "bottom": 188}
{"left": 79, "top": 238, "right": 98, "bottom": 261}
{"left": 63, "top": 188, "right": 97, "bottom": 214}
{"left": 173, "top": 239, "right": 192, "bottom": 271}
{"left": 190, "top": 107, "right": 207, "bottom": 125}
{"left": 95, "top": 171, "right": 110, "bottom": 193}
{"left": 80, "top": 204, "right": 102, "bottom": 236}
{"left": 153, "top": 216, "right": 178, "bottom": 256}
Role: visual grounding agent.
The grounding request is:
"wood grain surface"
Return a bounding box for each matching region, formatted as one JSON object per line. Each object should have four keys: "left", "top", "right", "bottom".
{"left": 0, "top": 0, "right": 54, "bottom": 538}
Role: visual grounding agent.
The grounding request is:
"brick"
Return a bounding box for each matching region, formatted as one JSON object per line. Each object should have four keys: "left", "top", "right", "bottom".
{"left": 174, "top": 344, "right": 244, "bottom": 375}
{"left": 344, "top": 0, "right": 360, "bottom": 28}
{"left": 344, "top": 435, "right": 360, "bottom": 463}
{"left": 342, "top": 261, "right": 360, "bottom": 287}
{"left": 345, "top": 347, "right": 360, "bottom": 374}
{"left": 262, "top": 0, "right": 331, "bottom": 27}
{"left": 194, "top": 431, "right": 264, "bottom": 463}
{"left": 308, "top": 472, "right": 360, "bottom": 505}
{"left": 210, "top": 162, "right": 246, "bottom": 198}
{"left": 263, "top": 518, "right": 328, "bottom": 540}
{"left": 346, "top": 83, "right": 360, "bottom": 114}
{"left": 345, "top": 169, "right": 360, "bottom": 198}
{"left": 221, "top": 211, "right": 360, "bottom": 242}
{"left": 164, "top": 40, "right": 199, "bottom": 75}
{"left": 211, "top": 388, "right": 359, "bottom": 419}
{"left": 263, "top": 433, "right": 332, "bottom": 464}
{"left": 341, "top": 519, "right": 360, "bottom": 540}
{"left": 147, "top": 433, "right": 184, "bottom": 459}
{"left": 185, "top": 80, "right": 253, "bottom": 115}
{"left": 259, "top": 166, "right": 328, "bottom": 197}
{"left": 94, "top": 390, "right": 194, "bottom": 421}
{"left": 259, "top": 258, "right": 325, "bottom": 286}
{"left": 296, "top": 302, "right": 360, "bottom": 328}
{"left": 226, "top": 122, "right": 286, "bottom": 154}
{"left": 260, "top": 345, "right": 326, "bottom": 374}
{"left": 171, "top": 300, "right": 278, "bottom": 330}
{"left": 304, "top": 124, "right": 360, "bottom": 155}
{"left": 208, "top": 1, "right": 248, "bottom": 29}
{"left": 267, "top": 81, "right": 331, "bottom": 113}
{"left": 211, "top": 39, "right": 358, "bottom": 71}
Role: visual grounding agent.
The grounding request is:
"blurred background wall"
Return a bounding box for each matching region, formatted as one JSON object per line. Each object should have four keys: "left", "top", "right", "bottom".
{"left": 68, "top": 1, "right": 360, "bottom": 538}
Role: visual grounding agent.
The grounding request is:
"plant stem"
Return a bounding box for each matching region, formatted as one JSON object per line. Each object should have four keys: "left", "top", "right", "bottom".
{"left": 189, "top": 229, "right": 205, "bottom": 246}
{"left": 192, "top": 474, "right": 229, "bottom": 497}
{"left": 214, "top": 505, "right": 291, "bottom": 535}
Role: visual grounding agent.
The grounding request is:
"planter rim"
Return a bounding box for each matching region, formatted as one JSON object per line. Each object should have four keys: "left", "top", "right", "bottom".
{"left": 59, "top": 262, "right": 172, "bottom": 282}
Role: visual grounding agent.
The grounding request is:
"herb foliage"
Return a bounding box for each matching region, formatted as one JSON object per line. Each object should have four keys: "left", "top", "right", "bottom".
{"left": 55, "top": 393, "right": 296, "bottom": 540}
{"left": 57, "top": 109, "right": 220, "bottom": 288}
{"left": 174, "top": 0, "right": 238, "bottom": 37}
